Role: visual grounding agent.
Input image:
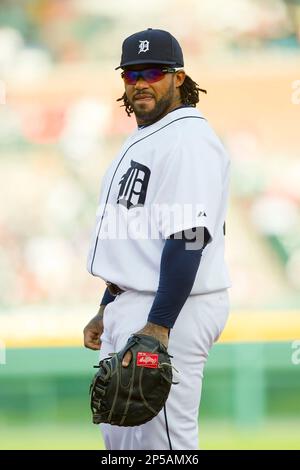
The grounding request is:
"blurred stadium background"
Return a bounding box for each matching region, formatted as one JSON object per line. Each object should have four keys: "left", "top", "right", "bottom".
{"left": 0, "top": 0, "right": 300, "bottom": 450}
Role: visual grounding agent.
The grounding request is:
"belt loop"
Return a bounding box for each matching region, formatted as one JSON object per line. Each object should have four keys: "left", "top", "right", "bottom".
{"left": 106, "top": 281, "right": 124, "bottom": 296}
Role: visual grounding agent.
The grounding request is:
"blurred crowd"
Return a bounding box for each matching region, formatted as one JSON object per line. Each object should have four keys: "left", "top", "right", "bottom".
{"left": 0, "top": 0, "right": 300, "bottom": 70}
{"left": 0, "top": 0, "right": 299, "bottom": 310}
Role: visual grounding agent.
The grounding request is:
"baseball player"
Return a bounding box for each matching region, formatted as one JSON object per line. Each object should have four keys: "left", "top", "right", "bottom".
{"left": 84, "top": 28, "right": 231, "bottom": 450}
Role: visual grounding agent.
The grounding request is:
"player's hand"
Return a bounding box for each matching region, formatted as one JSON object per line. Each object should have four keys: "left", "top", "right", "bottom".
{"left": 83, "top": 305, "right": 105, "bottom": 350}
{"left": 122, "top": 322, "right": 169, "bottom": 367}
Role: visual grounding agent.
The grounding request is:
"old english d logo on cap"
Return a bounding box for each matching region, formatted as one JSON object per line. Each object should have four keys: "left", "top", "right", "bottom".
{"left": 115, "top": 28, "right": 184, "bottom": 70}
{"left": 138, "top": 40, "right": 150, "bottom": 54}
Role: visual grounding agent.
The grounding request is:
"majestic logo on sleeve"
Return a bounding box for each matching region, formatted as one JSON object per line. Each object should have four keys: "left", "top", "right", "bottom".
{"left": 117, "top": 160, "right": 151, "bottom": 209}
{"left": 197, "top": 210, "right": 207, "bottom": 217}
{"left": 138, "top": 40, "right": 150, "bottom": 54}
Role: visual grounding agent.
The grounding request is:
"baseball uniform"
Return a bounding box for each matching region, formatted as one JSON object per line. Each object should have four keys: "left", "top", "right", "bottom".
{"left": 87, "top": 105, "right": 231, "bottom": 449}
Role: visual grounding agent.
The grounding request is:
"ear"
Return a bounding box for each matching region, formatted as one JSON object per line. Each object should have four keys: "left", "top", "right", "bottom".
{"left": 175, "top": 70, "right": 186, "bottom": 88}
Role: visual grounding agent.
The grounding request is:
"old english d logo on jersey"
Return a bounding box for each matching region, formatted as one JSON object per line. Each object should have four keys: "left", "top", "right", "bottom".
{"left": 117, "top": 160, "right": 151, "bottom": 209}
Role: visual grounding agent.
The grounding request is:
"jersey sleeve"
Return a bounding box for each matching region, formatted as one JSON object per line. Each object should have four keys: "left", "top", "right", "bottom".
{"left": 154, "top": 131, "right": 223, "bottom": 242}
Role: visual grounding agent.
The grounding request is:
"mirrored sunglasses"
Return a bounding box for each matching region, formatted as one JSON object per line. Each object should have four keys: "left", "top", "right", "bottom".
{"left": 121, "top": 67, "right": 181, "bottom": 85}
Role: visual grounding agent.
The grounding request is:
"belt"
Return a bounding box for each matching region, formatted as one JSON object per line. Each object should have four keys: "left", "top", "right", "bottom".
{"left": 106, "top": 281, "right": 125, "bottom": 296}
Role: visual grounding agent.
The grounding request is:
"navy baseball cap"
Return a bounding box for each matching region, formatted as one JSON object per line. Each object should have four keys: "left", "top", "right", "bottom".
{"left": 115, "top": 28, "right": 184, "bottom": 70}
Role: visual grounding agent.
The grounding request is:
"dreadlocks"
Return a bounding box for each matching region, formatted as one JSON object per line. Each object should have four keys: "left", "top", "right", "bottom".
{"left": 116, "top": 74, "right": 207, "bottom": 117}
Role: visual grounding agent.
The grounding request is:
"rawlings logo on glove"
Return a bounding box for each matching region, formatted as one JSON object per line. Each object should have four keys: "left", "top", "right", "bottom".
{"left": 136, "top": 352, "right": 159, "bottom": 368}
{"left": 89, "top": 334, "right": 174, "bottom": 427}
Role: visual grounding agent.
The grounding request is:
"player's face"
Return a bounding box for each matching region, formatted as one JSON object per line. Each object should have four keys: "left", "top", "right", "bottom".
{"left": 123, "top": 64, "right": 185, "bottom": 125}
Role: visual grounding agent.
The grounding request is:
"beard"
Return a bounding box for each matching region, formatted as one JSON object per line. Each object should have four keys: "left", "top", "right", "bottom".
{"left": 128, "top": 84, "right": 175, "bottom": 125}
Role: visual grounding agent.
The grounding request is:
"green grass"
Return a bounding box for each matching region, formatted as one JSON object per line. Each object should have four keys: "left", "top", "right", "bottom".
{"left": 0, "top": 419, "right": 300, "bottom": 450}
{"left": 200, "top": 419, "right": 300, "bottom": 450}
{"left": 0, "top": 423, "right": 104, "bottom": 450}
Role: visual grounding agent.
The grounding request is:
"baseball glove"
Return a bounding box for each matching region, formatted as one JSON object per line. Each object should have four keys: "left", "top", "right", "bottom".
{"left": 89, "top": 334, "right": 173, "bottom": 427}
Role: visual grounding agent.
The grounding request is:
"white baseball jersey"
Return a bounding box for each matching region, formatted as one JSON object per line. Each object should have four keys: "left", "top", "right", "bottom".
{"left": 87, "top": 106, "right": 231, "bottom": 294}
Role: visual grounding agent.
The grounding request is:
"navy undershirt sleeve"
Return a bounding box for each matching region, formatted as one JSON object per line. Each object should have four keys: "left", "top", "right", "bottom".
{"left": 100, "top": 287, "right": 115, "bottom": 306}
{"left": 147, "top": 228, "right": 209, "bottom": 329}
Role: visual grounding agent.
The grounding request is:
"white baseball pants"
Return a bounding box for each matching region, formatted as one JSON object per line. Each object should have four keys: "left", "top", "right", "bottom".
{"left": 98, "top": 288, "right": 229, "bottom": 450}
